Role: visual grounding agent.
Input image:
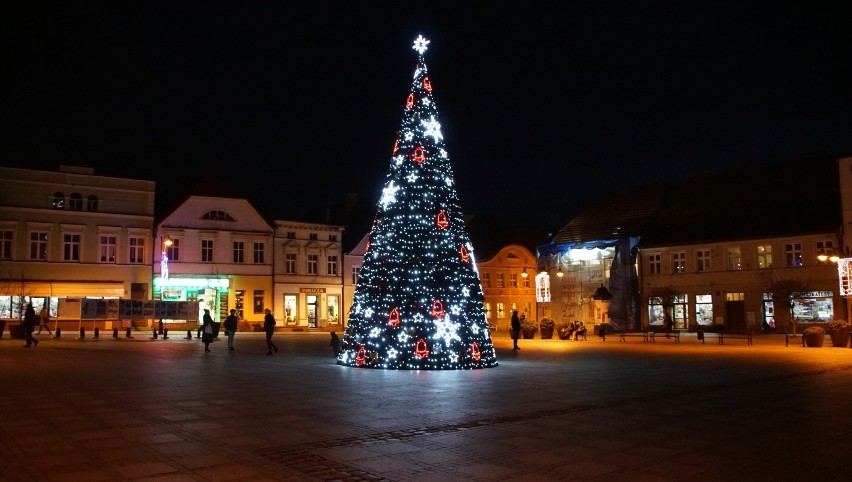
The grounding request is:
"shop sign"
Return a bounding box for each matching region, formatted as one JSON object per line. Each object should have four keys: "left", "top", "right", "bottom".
{"left": 300, "top": 288, "right": 326, "bottom": 293}
{"left": 154, "top": 277, "right": 230, "bottom": 290}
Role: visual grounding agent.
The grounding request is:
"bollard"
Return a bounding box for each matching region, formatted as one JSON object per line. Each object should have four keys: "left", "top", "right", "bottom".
{"left": 152, "top": 330, "right": 158, "bottom": 339}
{"left": 55, "top": 327, "right": 62, "bottom": 338}
{"left": 163, "top": 328, "right": 169, "bottom": 339}
{"left": 125, "top": 327, "right": 133, "bottom": 338}
{"left": 94, "top": 327, "right": 100, "bottom": 338}
{"left": 185, "top": 330, "right": 193, "bottom": 340}
{"left": 79, "top": 327, "right": 86, "bottom": 339}
{"left": 113, "top": 327, "right": 118, "bottom": 338}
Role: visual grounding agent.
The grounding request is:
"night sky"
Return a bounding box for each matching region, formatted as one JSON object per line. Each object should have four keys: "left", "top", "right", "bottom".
{"left": 5, "top": 2, "right": 852, "bottom": 231}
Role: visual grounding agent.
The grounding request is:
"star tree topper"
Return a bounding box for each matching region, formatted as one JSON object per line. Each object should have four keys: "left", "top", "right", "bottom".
{"left": 413, "top": 35, "right": 430, "bottom": 55}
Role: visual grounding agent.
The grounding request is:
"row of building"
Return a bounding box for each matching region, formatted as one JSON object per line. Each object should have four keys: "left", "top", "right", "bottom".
{"left": 2, "top": 154, "right": 850, "bottom": 335}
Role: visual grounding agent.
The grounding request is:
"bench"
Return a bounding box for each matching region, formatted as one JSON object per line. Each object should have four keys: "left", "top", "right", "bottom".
{"left": 702, "top": 330, "right": 753, "bottom": 345}
{"left": 649, "top": 330, "right": 680, "bottom": 343}
{"left": 619, "top": 330, "right": 651, "bottom": 343}
{"left": 785, "top": 330, "right": 805, "bottom": 347}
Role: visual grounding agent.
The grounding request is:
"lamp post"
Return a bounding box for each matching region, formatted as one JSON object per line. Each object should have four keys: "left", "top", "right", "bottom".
{"left": 161, "top": 235, "right": 173, "bottom": 281}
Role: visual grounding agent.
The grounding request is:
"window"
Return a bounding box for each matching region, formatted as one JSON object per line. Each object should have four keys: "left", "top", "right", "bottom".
{"left": 484, "top": 303, "right": 491, "bottom": 319}
{"left": 727, "top": 292, "right": 744, "bottom": 301}
{"left": 253, "top": 290, "right": 264, "bottom": 314}
{"left": 201, "top": 239, "right": 214, "bottom": 262}
{"left": 52, "top": 192, "right": 65, "bottom": 209}
{"left": 726, "top": 247, "right": 741, "bottom": 271}
{"left": 87, "top": 195, "right": 98, "bottom": 212}
{"left": 785, "top": 242, "right": 802, "bottom": 267}
{"left": 817, "top": 240, "right": 836, "bottom": 264}
{"left": 286, "top": 231, "right": 295, "bottom": 239}
{"left": 696, "top": 249, "right": 710, "bottom": 272}
{"left": 201, "top": 210, "right": 234, "bottom": 221}
{"left": 129, "top": 237, "right": 145, "bottom": 264}
{"left": 648, "top": 254, "right": 661, "bottom": 275}
{"left": 496, "top": 302, "right": 505, "bottom": 319}
{"left": 509, "top": 273, "right": 518, "bottom": 288}
{"left": 253, "top": 242, "right": 264, "bottom": 263}
{"left": 233, "top": 241, "right": 245, "bottom": 263}
{"left": 308, "top": 254, "right": 318, "bottom": 275}
{"left": 351, "top": 265, "right": 361, "bottom": 284}
{"left": 483, "top": 273, "right": 491, "bottom": 288}
{"left": 327, "top": 255, "right": 338, "bottom": 275}
{"left": 69, "top": 193, "right": 83, "bottom": 211}
{"left": 100, "top": 235, "right": 117, "bottom": 263}
{"left": 166, "top": 238, "right": 180, "bottom": 262}
{"left": 695, "top": 294, "right": 714, "bottom": 326}
{"left": 0, "top": 230, "right": 12, "bottom": 260}
{"left": 29, "top": 232, "right": 48, "bottom": 260}
{"left": 496, "top": 273, "right": 505, "bottom": 288}
{"left": 285, "top": 253, "right": 297, "bottom": 274}
{"left": 63, "top": 233, "right": 80, "bottom": 261}
{"left": 235, "top": 290, "right": 245, "bottom": 319}
{"left": 329, "top": 234, "right": 338, "bottom": 242}
{"left": 757, "top": 245, "right": 772, "bottom": 269}
{"left": 309, "top": 233, "right": 318, "bottom": 240}
{"left": 672, "top": 252, "right": 686, "bottom": 273}
{"left": 522, "top": 275, "right": 531, "bottom": 288}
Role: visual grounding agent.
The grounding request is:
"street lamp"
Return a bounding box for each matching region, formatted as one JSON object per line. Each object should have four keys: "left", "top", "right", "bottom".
{"left": 161, "top": 235, "right": 173, "bottom": 280}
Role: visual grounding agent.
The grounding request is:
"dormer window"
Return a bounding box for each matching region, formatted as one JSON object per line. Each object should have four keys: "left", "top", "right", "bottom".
{"left": 201, "top": 210, "right": 234, "bottom": 221}
{"left": 52, "top": 192, "right": 65, "bottom": 209}
{"left": 69, "top": 193, "right": 83, "bottom": 211}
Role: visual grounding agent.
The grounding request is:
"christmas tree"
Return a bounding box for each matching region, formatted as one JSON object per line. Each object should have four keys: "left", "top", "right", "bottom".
{"left": 339, "top": 35, "right": 498, "bottom": 370}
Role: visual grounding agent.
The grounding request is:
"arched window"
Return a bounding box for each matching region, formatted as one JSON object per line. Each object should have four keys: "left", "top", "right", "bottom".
{"left": 87, "top": 195, "right": 99, "bottom": 212}
{"left": 52, "top": 192, "right": 65, "bottom": 209}
{"left": 201, "top": 210, "right": 234, "bottom": 221}
{"left": 69, "top": 193, "right": 83, "bottom": 211}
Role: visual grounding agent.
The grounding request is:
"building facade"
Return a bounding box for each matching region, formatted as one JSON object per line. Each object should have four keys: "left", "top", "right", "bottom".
{"left": 273, "top": 220, "right": 345, "bottom": 330}
{"left": 0, "top": 165, "right": 155, "bottom": 326}
{"left": 477, "top": 244, "right": 539, "bottom": 332}
{"left": 154, "top": 196, "right": 274, "bottom": 327}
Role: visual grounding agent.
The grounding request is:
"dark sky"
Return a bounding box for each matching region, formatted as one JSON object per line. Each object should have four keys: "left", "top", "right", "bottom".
{"left": 5, "top": 2, "right": 852, "bottom": 231}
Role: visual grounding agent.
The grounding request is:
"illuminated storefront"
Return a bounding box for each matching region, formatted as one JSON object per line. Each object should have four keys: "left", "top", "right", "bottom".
{"left": 153, "top": 277, "right": 230, "bottom": 322}
{"left": 762, "top": 291, "right": 834, "bottom": 328}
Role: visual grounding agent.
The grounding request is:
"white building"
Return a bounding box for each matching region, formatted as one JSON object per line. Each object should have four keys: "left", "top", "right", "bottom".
{"left": 154, "top": 195, "right": 273, "bottom": 327}
{"left": 0, "top": 165, "right": 154, "bottom": 324}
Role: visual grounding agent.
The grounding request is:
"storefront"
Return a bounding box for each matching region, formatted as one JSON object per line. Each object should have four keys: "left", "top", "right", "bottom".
{"left": 153, "top": 277, "right": 230, "bottom": 322}
{"left": 278, "top": 286, "right": 342, "bottom": 329}
{"left": 762, "top": 291, "right": 834, "bottom": 328}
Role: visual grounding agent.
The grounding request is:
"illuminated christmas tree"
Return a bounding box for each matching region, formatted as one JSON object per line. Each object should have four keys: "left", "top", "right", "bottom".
{"left": 339, "top": 35, "right": 497, "bottom": 370}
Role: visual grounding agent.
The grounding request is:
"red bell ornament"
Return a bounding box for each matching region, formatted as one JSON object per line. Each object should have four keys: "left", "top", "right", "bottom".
{"left": 471, "top": 341, "right": 481, "bottom": 362}
{"left": 460, "top": 245, "right": 470, "bottom": 263}
{"left": 406, "top": 93, "right": 414, "bottom": 109}
{"left": 436, "top": 211, "right": 449, "bottom": 229}
{"left": 388, "top": 307, "right": 400, "bottom": 327}
{"left": 355, "top": 346, "right": 367, "bottom": 366}
{"left": 423, "top": 76, "right": 432, "bottom": 92}
{"left": 414, "top": 338, "right": 429, "bottom": 358}
{"left": 413, "top": 146, "right": 425, "bottom": 163}
{"left": 431, "top": 300, "right": 445, "bottom": 318}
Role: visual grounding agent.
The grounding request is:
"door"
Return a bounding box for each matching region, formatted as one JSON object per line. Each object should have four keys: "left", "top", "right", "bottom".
{"left": 307, "top": 295, "right": 317, "bottom": 328}
{"left": 726, "top": 300, "right": 746, "bottom": 330}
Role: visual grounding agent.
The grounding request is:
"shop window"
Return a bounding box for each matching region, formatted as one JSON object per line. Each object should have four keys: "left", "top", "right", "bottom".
{"left": 695, "top": 294, "right": 713, "bottom": 326}
{"left": 29, "top": 232, "right": 48, "bottom": 260}
{"left": 484, "top": 303, "right": 491, "bottom": 319}
{"left": 328, "top": 295, "right": 339, "bottom": 323}
{"left": 69, "top": 193, "right": 83, "bottom": 211}
{"left": 284, "top": 295, "right": 297, "bottom": 323}
{"left": 648, "top": 296, "right": 664, "bottom": 325}
{"left": 233, "top": 241, "right": 245, "bottom": 263}
{"left": 0, "top": 230, "right": 12, "bottom": 260}
{"left": 785, "top": 242, "right": 802, "bottom": 267}
{"left": 757, "top": 245, "right": 772, "bottom": 269}
{"left": 87, "top": 195, "right": 99, "bottom": 212}
{"left": 253, "top": 290, "right": 264, "bottom": 314}
{"left": 235, "top": 290, "right": 245, "bottom": 319}
{"left": 672, "top": 252, "right": 686, "bottom": 273}
{"left": 648, "top": 254, "right": 661, "bottom": 275}
{"left": 496, "top": 302, "right": 505, "bottom": 319}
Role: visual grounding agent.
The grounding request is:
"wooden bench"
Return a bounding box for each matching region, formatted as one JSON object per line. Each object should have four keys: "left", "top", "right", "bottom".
{"left": 785, "top": 330, "right": 805, "bottom": 347}
{"left": 703, "top": 330, "right": 753, "bottom": 345}
{"left": 619, "top": 330, "right": 651, "bottom": 343}
{"left": 649, "top": 330, "right": 680, "bottom": 343}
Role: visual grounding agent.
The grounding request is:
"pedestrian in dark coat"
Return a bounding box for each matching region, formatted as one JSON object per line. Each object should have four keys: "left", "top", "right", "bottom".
{"left": 224, "top": 309, "right": 238, "bottom": 351}
{"left": 201, "top": 309, "right": 214, "bottom": 353}
{"left": 329, "top": 331, "right": 341, "bottom": 357}
{"left": 23, "top": 302, "right": 39, "bottom": 348}
{"left": 264, "top": 308, "right": 278, "bottom": 355}
{"left": 510, "top": 310, "right": 521, "bottom": 350}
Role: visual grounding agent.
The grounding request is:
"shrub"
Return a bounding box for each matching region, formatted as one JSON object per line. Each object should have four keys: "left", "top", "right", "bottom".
{"left": 826, "top": 319, "right": 849, "bottom": 330}
{"left": 521, "top": 317, "right": 538, "bottom": 333}
{"left": 539, "top": 318, "right": 555, "bottom": 330}
{"left": 803, "top": 326, "right": 825, "bottom": 335}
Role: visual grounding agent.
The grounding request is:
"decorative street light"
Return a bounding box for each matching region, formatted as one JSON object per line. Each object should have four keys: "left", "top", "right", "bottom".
{"left": 161, "top": 235, "right": 173, "bottom": 280}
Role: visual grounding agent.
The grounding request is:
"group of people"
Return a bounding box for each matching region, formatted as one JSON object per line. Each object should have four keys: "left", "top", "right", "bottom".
{"left": 559, "top": 321, "right": 587, "bottom": 340}
{"left": 199, "top": 307, "right": 278, "bottom": 355}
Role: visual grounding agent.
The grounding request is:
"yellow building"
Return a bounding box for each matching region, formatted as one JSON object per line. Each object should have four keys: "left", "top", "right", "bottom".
{"left": 477, "top": 244, "right": 539, "bottom": 332}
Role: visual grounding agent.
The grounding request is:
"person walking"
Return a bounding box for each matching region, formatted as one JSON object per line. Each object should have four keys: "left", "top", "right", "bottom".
{"left": 264, "top": 308, "right": 278, "bottom": 355}
{"left": 23, "top": 302, "right": 39, "bottom": 348}
{"left": 510, "top": 310, "right": 521, "bottom": 350}
{"left": 329, "top": 331, "right": 341, "bottom": 357}
{"left": 201, "top": 309, "right": 214, "bottom": 353}
{"left": 224, "top": 309, "right": 238, "bottom": 351}
{"left": 37, "top": 305, "right": 52, "bottom": 335}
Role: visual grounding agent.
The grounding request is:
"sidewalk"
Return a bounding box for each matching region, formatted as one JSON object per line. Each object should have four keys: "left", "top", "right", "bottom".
{"left": 2, "top": 331, "right": 851, "bottom": 481}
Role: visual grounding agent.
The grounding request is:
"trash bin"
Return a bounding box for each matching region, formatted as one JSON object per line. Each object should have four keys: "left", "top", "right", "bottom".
{"left": 697, "top": 326, "right": 704, "bottom": 341}
{"left": 10, "top": 323, "right": 24, "bottom": 339}
{"left": 213, "top": 322, "right": 222, "bottom": 337}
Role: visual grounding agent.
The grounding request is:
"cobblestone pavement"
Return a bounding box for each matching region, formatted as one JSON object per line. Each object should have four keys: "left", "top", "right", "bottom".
{"left": 2, "top": 329, "right": 851, "bottom": 481}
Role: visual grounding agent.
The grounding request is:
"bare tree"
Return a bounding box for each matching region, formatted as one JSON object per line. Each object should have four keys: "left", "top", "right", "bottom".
{"left": 648, "top": 286, "right": 679, "bottom": 330}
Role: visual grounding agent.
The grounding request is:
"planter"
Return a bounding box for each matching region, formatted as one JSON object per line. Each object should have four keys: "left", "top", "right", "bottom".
{"left": 828, "top": 328, "right": 850, "bottom": 347}
{"left": 521, "top": 328, "right": 536, "bottom": 339}
{"left": 540, "top": 327, "right": 554, "bottom": 339}
{"left": 803, "top": 331, "right": 825, "bottom": 348}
